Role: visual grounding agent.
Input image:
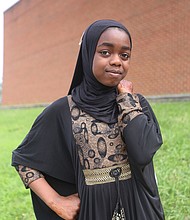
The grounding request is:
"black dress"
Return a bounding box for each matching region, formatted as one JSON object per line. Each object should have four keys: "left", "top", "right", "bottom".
{"left": 12, "top": 94, "right": 165, "bottom": 220}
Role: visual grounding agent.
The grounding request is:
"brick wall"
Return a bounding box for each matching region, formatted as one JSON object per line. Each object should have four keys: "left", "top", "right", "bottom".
{"left": 2, "top": 0, "right": 190, "bottom": 105}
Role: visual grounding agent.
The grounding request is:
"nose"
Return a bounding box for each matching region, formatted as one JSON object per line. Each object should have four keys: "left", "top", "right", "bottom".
{"left": 109, "top": 54, "right": 122, "bottom": 66}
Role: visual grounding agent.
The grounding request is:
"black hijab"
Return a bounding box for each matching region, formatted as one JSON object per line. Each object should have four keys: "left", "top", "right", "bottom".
{"left": 68, "top": 20, "right": 132, "bottom": 124}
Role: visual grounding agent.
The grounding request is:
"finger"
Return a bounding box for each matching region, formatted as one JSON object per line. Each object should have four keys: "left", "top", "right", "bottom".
{"left": 119, "top": 80, "right": 125, "bottom": 88}
{"left": 73, "top": 193, "right": 79, "bottom": 197}
{"left": 117, "top": 83, "right": 122, "bottom": 90}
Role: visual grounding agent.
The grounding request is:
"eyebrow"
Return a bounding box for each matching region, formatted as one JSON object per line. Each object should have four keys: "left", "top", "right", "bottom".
{"left": 97, "top": 42, "right": 131, "bottom": 51}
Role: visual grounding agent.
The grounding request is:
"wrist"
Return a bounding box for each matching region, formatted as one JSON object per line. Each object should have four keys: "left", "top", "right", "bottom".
{"left": 48, "top": 194, "right": 64, "bottom": 212}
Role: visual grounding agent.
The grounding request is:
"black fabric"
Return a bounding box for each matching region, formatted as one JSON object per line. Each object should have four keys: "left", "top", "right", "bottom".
{"left": 12, "top": 94, "right": 164, "bottom": 219}
{"left": 123, "top": 94, "right": 163, "bottom": 167}
{"left": 12, "top": 97, "right": 78, "bottom": 219}
{"left": 122, "top": 94, "right": 164, "bottom": 219}
{"left": 68, "top": 20, "right": 132, "bottom": 124}
{"left": 75, "top": 94, "right": 164, "bottom": 219}
{"left": 12, "top": 97, "right": 76, "bottom": 183}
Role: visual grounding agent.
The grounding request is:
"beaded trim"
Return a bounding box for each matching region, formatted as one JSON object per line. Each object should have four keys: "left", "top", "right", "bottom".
{"left": 83, "top": 163, "right": 131, "bottom": 185}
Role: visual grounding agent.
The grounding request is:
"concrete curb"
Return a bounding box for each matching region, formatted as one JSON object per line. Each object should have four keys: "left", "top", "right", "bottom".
{"left": 146, "top": 94, "right": 190, "bottom": 102}
{"left": 0, "top": 94, "right": 190, "bottom": 110}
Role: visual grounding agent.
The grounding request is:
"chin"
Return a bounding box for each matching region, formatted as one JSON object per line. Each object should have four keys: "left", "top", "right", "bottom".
{"left": 105, "top": 82, "right": 119, "bottom": 87}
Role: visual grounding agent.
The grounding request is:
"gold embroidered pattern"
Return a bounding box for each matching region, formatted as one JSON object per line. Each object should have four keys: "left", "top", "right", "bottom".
{"left": 117, "top": 93, "right": 143, "bottom": 132}
{"left": 83, "top": 163, "right": 131, "bottom": 185}
{"left": 68, "top": 95, "right": 129, "bottom": 170}
{"left": 16, "top": 165, "right": 44, "bottom": 188}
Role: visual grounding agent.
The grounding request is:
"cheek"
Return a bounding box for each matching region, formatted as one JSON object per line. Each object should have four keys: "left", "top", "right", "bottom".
{"left": 92, "top": 59, "right": 100, "bottom": 81}
{"left": 92, "top": 57, "right": 104, "bottom": 75}
{"left": 92, "top": 56, "right": 98, "bottom": 75}
{"left": 124, "top": 61, "right": 130, "bottom": 71}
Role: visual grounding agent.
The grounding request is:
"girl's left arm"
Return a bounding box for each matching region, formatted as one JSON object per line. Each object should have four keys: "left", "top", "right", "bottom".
{"left": 117, "top": 92, "right": 162, "bottom": 167}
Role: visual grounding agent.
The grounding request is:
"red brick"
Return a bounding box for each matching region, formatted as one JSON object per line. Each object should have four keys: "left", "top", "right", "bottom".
{"left": 2, "top": 0, "right": 190, "bottom": 105}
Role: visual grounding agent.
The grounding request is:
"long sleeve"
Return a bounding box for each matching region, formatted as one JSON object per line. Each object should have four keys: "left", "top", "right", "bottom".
{"left": 117, "top": 93, "right": 163, "bottom": 167}
{"left": 117, "top": 93, "right": 165, "bottom": 220}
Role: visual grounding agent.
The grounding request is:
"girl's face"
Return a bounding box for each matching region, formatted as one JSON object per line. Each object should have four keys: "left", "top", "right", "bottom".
{"left": 92, "top": 28, "right": 131, "bottom": 87}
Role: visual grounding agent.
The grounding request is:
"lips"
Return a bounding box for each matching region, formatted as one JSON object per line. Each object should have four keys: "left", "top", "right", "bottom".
{"left": 105, "top": 69, "right": 122, "bottom": 74}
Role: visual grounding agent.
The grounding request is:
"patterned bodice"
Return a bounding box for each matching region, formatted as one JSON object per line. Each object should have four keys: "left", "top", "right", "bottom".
{"left": 68, "top": 95, "right": 129, "bottom": 170}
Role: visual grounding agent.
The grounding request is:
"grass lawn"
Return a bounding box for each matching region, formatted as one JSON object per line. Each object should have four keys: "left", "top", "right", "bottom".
{"left": 0, "top": 101, "right": 190, "bottom": 219}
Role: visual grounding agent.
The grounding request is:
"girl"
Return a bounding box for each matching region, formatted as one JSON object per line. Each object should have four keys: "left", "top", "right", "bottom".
{"left": 12, "top": 19, "right": 165, "bottom": 220}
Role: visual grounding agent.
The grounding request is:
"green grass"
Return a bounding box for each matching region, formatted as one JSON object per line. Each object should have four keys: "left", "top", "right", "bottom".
{"left": 0, "top": 107, "right": 43, "bottom": 220}
{"left": 0, "top": 102, "right": 190, "bottom": 220}
{"left": 151, "top": 102, "right": 190, "bottom": 220}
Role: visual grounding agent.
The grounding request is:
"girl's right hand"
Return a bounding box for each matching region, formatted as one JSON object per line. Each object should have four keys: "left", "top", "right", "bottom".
{"left": 29, "top": 178, "right": 80, "bottom": 220}
{"left": 51, "top": 193, "right": 80, "bottom": 220}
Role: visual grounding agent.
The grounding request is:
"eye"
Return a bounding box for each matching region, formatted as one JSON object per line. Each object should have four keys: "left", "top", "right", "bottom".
{"left": 120, "top": 53, "right": 130, "bottom": 60}
{"left": 99, "top": 50, "right": 110, "bottom": 56}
